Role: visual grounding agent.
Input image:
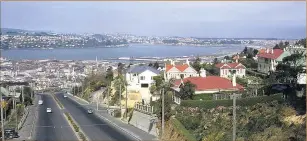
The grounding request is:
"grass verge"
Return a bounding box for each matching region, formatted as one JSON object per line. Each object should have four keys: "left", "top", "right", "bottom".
{"left": 52, "top": 94, "right": 64, "bottom": 109}
{"left": 64, "top": 112, "right": 88, "bottom": 141}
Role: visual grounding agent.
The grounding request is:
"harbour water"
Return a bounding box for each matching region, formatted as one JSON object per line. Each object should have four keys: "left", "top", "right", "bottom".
{"left": 1, "top": 44, "right": 245, "bottom": 60}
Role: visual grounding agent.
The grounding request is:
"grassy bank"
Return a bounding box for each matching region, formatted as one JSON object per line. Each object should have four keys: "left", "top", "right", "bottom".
{"left": 64, "top": 112, "right": 88, "bottom": 141}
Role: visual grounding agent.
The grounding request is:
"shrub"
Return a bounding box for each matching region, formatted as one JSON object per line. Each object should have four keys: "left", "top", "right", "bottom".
{"left": 171, "top": 117, "right": 197, "bottom": 141}
{"left": 113, "top": 109, "right": 121, "bottom": 118}
{"left": 79, "top": 132, "right": 87, "bottom": 141}
{"left": 181, "top": 93, "right": 283, "bottom": 109}
{"left": 193, "top": 94, "right": 213, "bottom": 100}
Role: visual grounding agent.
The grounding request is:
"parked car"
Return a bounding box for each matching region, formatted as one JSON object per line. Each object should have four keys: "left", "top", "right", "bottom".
{"left": 46, "top": 108, "right": 52, "bottom": 113}
{"left": 64, "top": 95, "right": 67, "bottom": 98}
{"left": 4, "top": 128, "right": 19, "bottom": 139}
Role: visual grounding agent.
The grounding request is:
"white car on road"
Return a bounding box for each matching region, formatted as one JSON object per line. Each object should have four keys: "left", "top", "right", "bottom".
{"left": 64, "top": 95, "right": 67, "bottom": 98}
{"left": 38, "top": 100, "right": 43, "bottom": 105}
{"left": 46, "top": 108, "right": 52, "bottom": 113}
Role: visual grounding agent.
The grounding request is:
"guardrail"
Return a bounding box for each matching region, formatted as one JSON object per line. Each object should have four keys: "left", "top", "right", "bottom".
{"left": 134, "top": 102, "right": 153, "bottom": 115}
{"left": 17, "top": 107, "right": 29, "bottom": 130}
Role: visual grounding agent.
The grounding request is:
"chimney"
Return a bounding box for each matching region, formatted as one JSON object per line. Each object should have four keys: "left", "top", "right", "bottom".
{"left": 271, "top": 49, "right": 274, "bottom": 54}
{"left": 235, "top": 59, "right": 238, "bottom": 63}
{"left": 200, "top": 68, "right": 206, "bottom": 77}
{"left": 170, "top": 60, "right": 174, "bottom": 66}
{"left": 232, "top": 74, "right": 236, "bottom": 87}
{"left": 266, "top": 48, "right": 269, "bottom": 53}
{"left": 186, "top": 58, "right": 190, "bottom": 66}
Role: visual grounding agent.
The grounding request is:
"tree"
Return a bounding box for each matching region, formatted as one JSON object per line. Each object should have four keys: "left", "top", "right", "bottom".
{"left": 192, "top": 57, "right": 202, "bottom": 75}
{"left": 295, "top": 38, "right": 306, "bottom": 48}
{"left": 148, "top": 62, "right": 153, "bottom": 67}
{"left": 153, "top": 61, "right": 160, "bottom": 69}
{"left": 179, "top": 81, "right": 196, "bottom": 100}
{"left": 150, "top": 75, "right": 164, "bottom": 95}
{"left": 278, "top": 41, "right": 284, "bottom": 49}
{"left": 117, "top": 63, "right": 124, "bottom": 76}
{"left": 202, "top": 63, "right": 218, "bottom": 75}
{"left": 273, "top": 44, "right": 280, "bottom": 49}
{"left": 213, "top": 58, "right": 219, "bottom": 64}
{"left": 224, "top": 56, "right": 231, "bottom": 60}
{"left": 19, "top": 86, "right": 33, "bottom": 106}
{"left": 154, "top": 90, "right": 173, "bottom": 121}
{"left": 276, "top": 52, "right": 305, "bottom": 85}
{"left": 110, "top": 75, "right": 126, "bottom": 106}
{"left": 106, "top": 66, "right": 114, "bottom": 83}
{"left": 253, "top": 49, "right": 259, "bottom": 56}
{"left": 242, "top": 47, "right": 248, "bottom": 54}
{"left": 285, "top": 41, "right": 290, "bottom": 47}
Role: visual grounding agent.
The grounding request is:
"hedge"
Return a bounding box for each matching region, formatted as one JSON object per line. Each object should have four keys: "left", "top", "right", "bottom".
{"left": 170, "top": 117, "right": 197, "bottom": 141}
{"left": 181, "top": 93, "right": 283, "bottom": 109}
{"left": 193, "top": 93, "right": 213, "bottom": 100}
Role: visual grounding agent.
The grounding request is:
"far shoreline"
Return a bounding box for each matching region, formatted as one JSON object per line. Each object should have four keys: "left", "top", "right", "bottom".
{"left": 0, "top": 43, "right": 247, "bottom": 51}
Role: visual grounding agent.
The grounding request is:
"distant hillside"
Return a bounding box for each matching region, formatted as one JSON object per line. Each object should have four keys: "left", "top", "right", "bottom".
{"left": 0, "top": 28, "right": 55, "bottom": 36}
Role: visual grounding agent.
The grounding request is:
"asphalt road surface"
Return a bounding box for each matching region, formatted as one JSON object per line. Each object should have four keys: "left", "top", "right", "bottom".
{"left": 34, "top": 94, "right": 78, "bottom": 141}
{"left": 56, "top": 93, "right": 136, "bottom": 141}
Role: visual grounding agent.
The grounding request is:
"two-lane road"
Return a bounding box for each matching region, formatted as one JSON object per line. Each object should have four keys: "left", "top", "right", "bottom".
{"left": 56, "top": 93, "right": 136, "bottom": 141}
{"left": 34, "top": 94, "right": 78, "bottom": 141}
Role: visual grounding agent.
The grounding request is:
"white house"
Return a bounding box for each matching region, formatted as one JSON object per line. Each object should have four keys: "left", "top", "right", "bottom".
{"left": 164, "top": 59, "right": 199, "bottom": 81}
{"left": 215, "top": 62, "right": 246, "bottom": 78}
{"left": 256, "top": 48, "right": 290, "bottom": 74}
{"left": 125, "top": 66, "right": 160, "bottom": 104}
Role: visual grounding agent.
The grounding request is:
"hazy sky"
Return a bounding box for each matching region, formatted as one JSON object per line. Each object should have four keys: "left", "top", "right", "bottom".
{"left": 1, "top": 2, "right": 306, "bottom": 39}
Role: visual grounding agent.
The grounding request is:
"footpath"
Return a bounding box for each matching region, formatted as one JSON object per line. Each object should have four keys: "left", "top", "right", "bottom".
{"left": 14, "top": 95, "right": 39, "bottom": 140}
{"left": 66, "top": 93, "right": 158, "bottom": 141}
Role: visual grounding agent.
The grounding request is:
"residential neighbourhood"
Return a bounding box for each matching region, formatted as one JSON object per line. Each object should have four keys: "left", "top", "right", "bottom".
{"left": 0, "top": 40, "right": 305, "bottom": 141}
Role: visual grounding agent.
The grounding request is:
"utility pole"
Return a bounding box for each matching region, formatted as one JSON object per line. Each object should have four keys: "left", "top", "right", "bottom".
{"left": 21, "top": 86, "right": 24, "bottom": 105}
{"left": 0, "top": 90, "right": 4, "bottom": 141}
{"left": 125, "top": 82, "right": 128, "bottom": 119}
{"left": 15, "top": 88, "right": 17, "bottom": 131}
{"left": 96, "top": 93, "right": 99, "bottom": 111}
{"left": 119, "top": 84, "right": 122, "bottom": 118}
{"left": 161, "top": 87, "right": 165, "bottom": 138}
{"left": 107, "top": 83, "right": 110, "bottom": 109}
{"left": 232, "top": 93, "right": 237, "bottom": 141}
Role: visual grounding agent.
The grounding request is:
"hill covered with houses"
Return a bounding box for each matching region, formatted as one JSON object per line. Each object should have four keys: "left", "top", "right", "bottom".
{"left": 75, "top": 38, "right": 306, "bottom": 141}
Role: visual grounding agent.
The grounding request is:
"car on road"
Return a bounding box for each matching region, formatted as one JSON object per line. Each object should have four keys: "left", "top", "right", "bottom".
{"left": 46, "top": 108, "right": 52, "bottom": 113}
{"left": 64, "top": 95, "right": 67, "bottom": 98}
{"left": 3, "top": 128, "right": 19, "bottom": 139}
{"left": 38, "top": 100, "right": 43, "bottom": 105}
{"left": 87, "top": 109, "right": 93, "bottom": 114}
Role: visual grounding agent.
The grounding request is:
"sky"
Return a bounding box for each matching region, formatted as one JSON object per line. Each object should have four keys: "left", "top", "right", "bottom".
{"left": 1, "top": 2, "right": 306, "bottom": 39}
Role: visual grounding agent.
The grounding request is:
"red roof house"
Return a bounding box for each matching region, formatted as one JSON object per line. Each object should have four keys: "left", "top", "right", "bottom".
{"left": 214, "top": 63, "right": 246, "bottom": 78}
{"left": 256, "top": 48, "right": 284, "bottom": 59}
{"left": 165, "top": 64, "right": 190, "bottom": 72}
{"left": 172, "top": 76, "right": 244, "bottom": 94}
{"left": 164, "top": 60, "right": 199, "bottom": 80}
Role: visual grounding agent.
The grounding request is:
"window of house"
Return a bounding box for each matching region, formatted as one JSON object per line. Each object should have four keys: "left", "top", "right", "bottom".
{"left": 265, "top": 58, "right": 268, "bottom": 63}
{"left": 133, "top": 74, "right": 137, "bottom": 76}
{"left": 140, "top": 76, "right": 145, "bottom": 80}
{"left": 141, "top": 83, "right": 149, "bottom": 88}
{"left": 151, "top": 76, "right": 154, "bottom": 80}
